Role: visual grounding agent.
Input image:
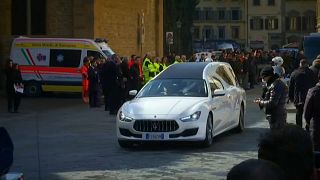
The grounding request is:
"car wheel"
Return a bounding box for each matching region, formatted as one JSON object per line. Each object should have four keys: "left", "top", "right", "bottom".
{"left": 118, "top": 140, "right": 134, "bottom": 148}
{"left": 235, "top": 105, "right": 244, "bottom": 133}
{"left": 202, "top": 115, "right": 213, "bottom": 147}
{"left": 25, "top": 82, "right": 42, "bottom": 97}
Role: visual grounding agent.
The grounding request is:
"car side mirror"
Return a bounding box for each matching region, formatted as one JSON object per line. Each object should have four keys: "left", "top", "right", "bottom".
{"left": 212, "top": 89, "right": 225, "bottom": 97}
{"left": 129, "top": 90, "right": 138, "bottom": 96}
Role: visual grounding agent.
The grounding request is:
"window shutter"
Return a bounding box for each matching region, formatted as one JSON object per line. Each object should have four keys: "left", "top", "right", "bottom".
{"left": 200, "top": 10, "right": 205, "bottom": 20}
{"left": 297, "top": 16, "right": 302, "bottom": 31}
{"left": 285, "top": 17, "right": 290, "bottom": 31}
{"left": 265, "top": 19, "right": 269, "bottom": 30}
{"left": 226, "top": 10, "right": 231, "bottom": 20}
{"left": 274, "top": 19, "right": 278, "bottom": 29}
{"left": 302, "top": 16, "right": 307, "bottom": 31}
{"left": 212, "top": 10, "right": 217, "bottom": 20}
{"left": 250, "top": 19, "right": 254, "bottom": 29}
{"left": 260, "top": 19, "right": 264, "bottom": 30}
{"left": 209, "top": 10, "right": 214, "bottom": 20}
{"left": 211, "top": 28, "right": 214, "bottom": 39}
{"left": 239, "top": 10, "right": 242, "bottom": 20}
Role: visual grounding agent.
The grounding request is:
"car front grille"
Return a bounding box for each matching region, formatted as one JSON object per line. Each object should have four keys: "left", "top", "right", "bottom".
{"left": 133, "top": 120, "right": 179, "bottom": 132}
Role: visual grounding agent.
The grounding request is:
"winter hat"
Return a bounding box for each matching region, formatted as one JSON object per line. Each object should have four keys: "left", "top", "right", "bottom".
{"left": 260, "top": 66, "right": 274, "bottom": 78}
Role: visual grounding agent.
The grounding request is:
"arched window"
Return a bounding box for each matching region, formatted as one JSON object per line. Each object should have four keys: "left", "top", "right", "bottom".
{"left": 302, "top": 10, "right": 316, "bottom": 31}
{"left": 286, "top": 10, "right": 300, "bottom": 31}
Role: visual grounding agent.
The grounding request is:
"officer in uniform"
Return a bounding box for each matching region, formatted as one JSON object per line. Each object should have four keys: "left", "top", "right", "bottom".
{"left": 142, "top": 53, "right": 157, "bottom": 84}
{"left": 153, "top": 57, "right": 161, "bottom": 75}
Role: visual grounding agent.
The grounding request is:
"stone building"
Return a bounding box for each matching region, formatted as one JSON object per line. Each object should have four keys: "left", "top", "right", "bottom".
{"left": 194, "top": 0, "right": 316, "bottom": 50}
{"left": 0, "top": 0, "right": 163, "bottom": 89}
{"left": 193, "top": 0, "right": 247, "bottom": 50}
{"left": 284, "top": 0, "right": 316, "bottom": 45}
{"left": 247, "top": 0, "right": 284, "bottom": 50}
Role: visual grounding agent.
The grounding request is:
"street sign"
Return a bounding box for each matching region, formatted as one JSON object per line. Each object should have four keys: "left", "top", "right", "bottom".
{"left": 166, "top": 32, "right": 173, "bottom": 45}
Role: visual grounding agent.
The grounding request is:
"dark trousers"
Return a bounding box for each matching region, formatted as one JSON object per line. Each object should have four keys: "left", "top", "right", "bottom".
{"left": 7, "top": 93, "right": 21, "bottom": 112}
{"left": 89, "top": 90, "right": 99, "bottom": 107}
{"left": 102, "top": 87, "right": 109, "bottom": 111}
{"left": 296, "top": 104, "right": 304, "bottom": 128}
{"left": 109, "top": 86, "right": 122, "bottom": 114}
{"left": 249, "top": 72, "right": 256, "bottom": 88}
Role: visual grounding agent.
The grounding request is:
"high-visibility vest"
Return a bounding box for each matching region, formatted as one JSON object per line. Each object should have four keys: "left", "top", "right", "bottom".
{"left": 159, "top": 63, "right": 167, "bottom": 72}
{"left": 174, "top": 60, "right": 180, "bottom": 64}
{"left": 154, "top": 62, "right": 160, "bottom": 74}
{"left": 142, "top": 58, "right": 157, "bottom": 83}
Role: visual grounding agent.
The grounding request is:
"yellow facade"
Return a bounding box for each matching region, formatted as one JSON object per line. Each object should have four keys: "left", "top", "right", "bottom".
{"left": 0, "top": 0, "right": 163, "bottom": 58}
{"left": 0, "top": 0, "right": 163, "bottom": 90}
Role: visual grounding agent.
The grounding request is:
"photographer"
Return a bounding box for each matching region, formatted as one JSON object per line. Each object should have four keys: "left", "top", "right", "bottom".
{"left": 254, "top": 66, "right": 289, "bottom": 130}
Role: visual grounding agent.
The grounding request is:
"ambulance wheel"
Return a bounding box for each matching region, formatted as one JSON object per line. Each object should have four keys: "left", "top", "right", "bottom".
{"left": 25, "top": 82, "right": 42, "bottom": 97}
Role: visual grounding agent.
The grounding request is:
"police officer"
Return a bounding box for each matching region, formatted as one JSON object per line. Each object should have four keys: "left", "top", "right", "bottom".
{"left": 159, "top": 56, "right": 168, "bottom": 73}
{"left": 142, "top": 53, "right": 157, "bottom": 84}
{"left": 254, "top": 66, "right": 288, "bottom": 130}
{"left": 153, "top": 57, "right": 161, "bottom": 75}
{"left": 174, "top": 55, "right": 181, "bottom": 64}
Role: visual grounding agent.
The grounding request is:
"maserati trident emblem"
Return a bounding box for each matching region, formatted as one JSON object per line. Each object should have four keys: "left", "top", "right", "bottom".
{"left": 154, "top": 115, "right": 157, "bottom": 118}
{"left": 152, "top": 122, "right": 158, "bottom": 130}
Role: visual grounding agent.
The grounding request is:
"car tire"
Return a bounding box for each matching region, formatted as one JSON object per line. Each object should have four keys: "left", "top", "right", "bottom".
{"left": 25, "top": 81, "right": 42, "bottom": 97}
{"left": 118, "top": 140, "right": 134, "bottom": 148}
{"left": 202, "top": 115, "right": 213, "bottom": 147}
{"left": 235, "top": 105, "right": 244, "bottom": 133}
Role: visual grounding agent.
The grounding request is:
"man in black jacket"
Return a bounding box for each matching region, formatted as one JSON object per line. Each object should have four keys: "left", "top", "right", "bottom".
{"left": 289, "top": 59, "right": 317, "bottom": 128}
{"left": 310, "top": 58, "right": 320, "bottom": 81}
{"left": 100, "top": 54, "right": 123, "bottom": 115}
{"left": 254, "top": 66, "right": 288, "bottom": 130}
{"left": 304, "top": 72, "right": 320, "bottom": 151}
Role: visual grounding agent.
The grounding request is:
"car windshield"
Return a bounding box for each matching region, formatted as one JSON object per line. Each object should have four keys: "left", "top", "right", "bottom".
{"left": 137, "top": 79, "right": 208, "bottom": 97}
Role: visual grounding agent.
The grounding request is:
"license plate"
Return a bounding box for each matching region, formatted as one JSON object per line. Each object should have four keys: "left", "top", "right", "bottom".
{"left": 143, "top": 133, "right": 169, "bottom": 140}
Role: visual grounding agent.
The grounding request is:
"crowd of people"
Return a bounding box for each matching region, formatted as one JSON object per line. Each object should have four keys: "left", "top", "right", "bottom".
{"left": 235, "top": 52, "right": 320, "bottom": 179}
{"left": 81, "top": 49, "right": 305, "bottom": 114}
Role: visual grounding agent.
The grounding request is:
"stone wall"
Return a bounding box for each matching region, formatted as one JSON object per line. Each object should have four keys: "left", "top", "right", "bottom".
{"left": 94, "top": 0, "right": 163, "bottom": 57}
{"left": 47, "top": 0, "right": 74, "bottom": 37}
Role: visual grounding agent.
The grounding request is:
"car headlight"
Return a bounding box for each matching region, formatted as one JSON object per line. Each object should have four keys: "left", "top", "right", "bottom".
{"left": 180, "top": 111, "right": 201, "bottom": 122}
{"left": 118, "top": 111, "right": 133, "bottom": 122}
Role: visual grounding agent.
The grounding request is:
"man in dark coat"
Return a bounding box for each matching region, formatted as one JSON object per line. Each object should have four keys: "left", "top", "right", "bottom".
{"left": 0, "top": 127, "right": 14, "bottom": 176}
{"left": 254, "top": 66, "right": 288, "bottom": 130}
{"left": 120, "top": 57, "right": 130, "bottom": 102}
{"left": 100, "top": 54, "right": 123, "bottom": 115}
{"left": 88, "top": 58, "right": 100, "bottom": 108}
{"left": 5, "top": 60, "right": 14, "bottom": 112}
{"left": 304, "top": 72, "right": 320, "bottom": 151}
{"left": 289, "top": 59, "right": 317, "bottom": 128}
{"left": 310, "top": 58, "right": 320, "bottom": 81}
{"left": 129, "top": 56, "right": 142, "bottom": 91}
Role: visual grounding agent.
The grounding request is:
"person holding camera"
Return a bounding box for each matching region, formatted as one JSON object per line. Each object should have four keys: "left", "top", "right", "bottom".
{"left": 254, "top": 66, "right": 289, "bottom": 130}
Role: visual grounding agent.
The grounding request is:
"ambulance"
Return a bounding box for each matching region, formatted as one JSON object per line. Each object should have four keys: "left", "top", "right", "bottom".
{"left": 10, "top": 37, "right": 115, "bottom": 96}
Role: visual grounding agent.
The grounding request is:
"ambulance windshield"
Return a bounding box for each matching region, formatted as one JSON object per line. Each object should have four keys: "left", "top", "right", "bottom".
{"left": 102, "top": 49, "right": 114, "bottom": 57}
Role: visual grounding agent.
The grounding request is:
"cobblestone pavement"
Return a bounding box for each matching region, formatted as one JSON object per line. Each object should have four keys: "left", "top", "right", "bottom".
{"left": 0, "top": 88, "right": 297, "bottom": 180}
